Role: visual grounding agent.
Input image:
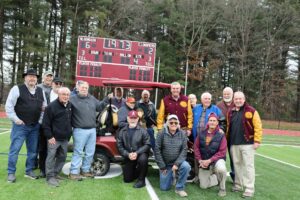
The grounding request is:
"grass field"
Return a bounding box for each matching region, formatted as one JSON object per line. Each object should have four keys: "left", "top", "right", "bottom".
{"left": 1, "top": 119, "right": 300, "bottom": 200}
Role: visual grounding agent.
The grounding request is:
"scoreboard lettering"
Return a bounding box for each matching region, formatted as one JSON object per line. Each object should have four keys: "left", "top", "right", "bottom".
{"left": 76, "top": 36, "right": 156, "bottom": 86}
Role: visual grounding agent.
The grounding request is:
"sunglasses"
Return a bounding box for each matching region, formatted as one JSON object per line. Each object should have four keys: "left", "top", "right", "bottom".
{"left": 169, "top": 121, "right": 178, "bottom": 125}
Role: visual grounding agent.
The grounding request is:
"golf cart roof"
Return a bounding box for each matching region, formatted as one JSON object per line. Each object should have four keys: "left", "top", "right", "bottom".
{"left": 102, "top": 80, "right": 177, "bottom": 89}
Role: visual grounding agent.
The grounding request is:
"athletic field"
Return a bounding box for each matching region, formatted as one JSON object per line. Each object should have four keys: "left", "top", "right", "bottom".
{"left": 0, "top": 117, "right": 299, "bottom": 200}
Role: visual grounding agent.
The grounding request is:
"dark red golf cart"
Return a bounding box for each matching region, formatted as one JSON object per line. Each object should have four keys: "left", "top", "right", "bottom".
{"left": 91, "top": 80, "right": 173, "bottom": 176}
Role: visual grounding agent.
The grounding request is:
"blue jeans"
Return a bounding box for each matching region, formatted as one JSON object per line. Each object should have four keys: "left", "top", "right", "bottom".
{"left": 159, "top": 161, "right": 191, "bottom": 191}
{"left": 70, "top": 128, "right": 96, "bottom": 174}
{"left": 7, "top": 122, "right": 40, "bottom": 174}
{"left": 147, "top": 127, "right": 155, "bottom": 150}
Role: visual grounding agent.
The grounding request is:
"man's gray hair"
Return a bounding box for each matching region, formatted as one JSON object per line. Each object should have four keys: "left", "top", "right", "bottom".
{"left": 58, "top": 87, "right": 71, "bottom": 94}
{"left": 201, "top": 92, "right": 212, "bottom": 100}
{"left": 223, "top": 87, "right": 233, "bottom": 94}
{"left": 141, "top": 90, "right": 150, "bottom": 97}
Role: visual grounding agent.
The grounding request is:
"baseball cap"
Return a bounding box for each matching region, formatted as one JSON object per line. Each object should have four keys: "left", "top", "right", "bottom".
{"left": 208, "top": 112, "right": 219, "bottom": 120}
{"left": 53, "top": 77, "right": 63, "bottom": 83}
{"left": 126, "top": 97, "right": 136, "bottom": 103}
{"left": 43, "top": 70, "right": 53, "bottom": 76}
{"left": 167, "top": 114, "right": 179, "bottom": 121}
{"left": 127, "top": 110, "right": 138, "bottom": 119}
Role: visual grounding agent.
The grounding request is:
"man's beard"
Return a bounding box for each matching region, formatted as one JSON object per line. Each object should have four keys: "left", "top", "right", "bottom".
{"left": 223, "top": 97, "right": 232, "bottom": 103}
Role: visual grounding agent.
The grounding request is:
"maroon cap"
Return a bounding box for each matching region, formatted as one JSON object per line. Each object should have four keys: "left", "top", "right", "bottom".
{"left": 208, "top": 112, "right": 219, "bottom": 120}
{"left": 127, "top": 110, "right": 138, "bottom": 119}
{"left": 126, "top": 97, "right": 136, "bottom": 103}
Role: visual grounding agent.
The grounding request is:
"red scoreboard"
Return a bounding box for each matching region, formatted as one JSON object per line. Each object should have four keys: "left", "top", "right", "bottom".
{"left": 76, "top": 36, "right": 156, "bottom": 86}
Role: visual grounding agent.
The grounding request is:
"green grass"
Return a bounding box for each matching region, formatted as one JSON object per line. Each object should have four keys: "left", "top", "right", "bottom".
{"left": 0, "top": 118, "right": 11, "bottom": 129}
{"left": 257, "top": 145, "right": 300, "bottom": 166}
{"left": 1, "top": 118, "right": 300, "bottom": 200}
{"left": 263, "top": 135, "right": 300, "bottom": 146}
{"left": 148, "top": 155, "right": 300, "bottom": 200}
{"left": 0, "top": 121, "right": 150, "bottom": 200}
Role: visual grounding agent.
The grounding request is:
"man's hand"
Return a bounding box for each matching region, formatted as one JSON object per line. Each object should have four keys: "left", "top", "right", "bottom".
{"left": 107, "top": 93, "right": 113, "bottom": 99}
{"left": 128, "top": 152, "right": 137, "bottom": 160}
{"left": 15, "top": 119, "right": 25, "bottom": 125}
{"left": 219, "top": 129, "right": 224, "bottom": 134}
{"left": 172, "top": 165, "right": 178, "bottom": 172}
{"left": 161, "top": 169, "right": 167, "bottom": 175}
{"left": 253, "top": 142, "right": 260, "bottom": 150}
{"left": 48, "top": 137, "right": 56, "bottom": 145}
{"left": 199, "top": 159, "right": 211, "bottom": 168}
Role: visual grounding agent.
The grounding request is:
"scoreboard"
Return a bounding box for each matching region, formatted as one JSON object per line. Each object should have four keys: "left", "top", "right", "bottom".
{"left": 76, "top": 36, "right": 156, "bottom": 86}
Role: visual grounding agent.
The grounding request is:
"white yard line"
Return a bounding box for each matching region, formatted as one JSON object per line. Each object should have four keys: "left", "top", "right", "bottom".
{"left": 146, "top": 178, "right": 159, "bottom": 200}
{"left": 262, "top": 143, "right": 300, "bottom": 148}
{"left": 0, "top": 130, "right": 10, "bottom": 135}
{"left": 256, "top": 153, "right": 300, "bottom": 169}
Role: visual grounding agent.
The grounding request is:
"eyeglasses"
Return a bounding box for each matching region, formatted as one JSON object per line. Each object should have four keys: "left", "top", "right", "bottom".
{"left": 169, "top": 121, "right": 178, "bottom": 125}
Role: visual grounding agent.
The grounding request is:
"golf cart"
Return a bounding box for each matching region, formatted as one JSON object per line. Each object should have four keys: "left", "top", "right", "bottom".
{"left": 91, "top": 80, "right": 173, "bottom": 176}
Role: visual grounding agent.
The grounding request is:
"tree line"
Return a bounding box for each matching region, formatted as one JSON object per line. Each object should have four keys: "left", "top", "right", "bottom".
{"left": 0, "top": 0, "right": 299, "bottom": 121}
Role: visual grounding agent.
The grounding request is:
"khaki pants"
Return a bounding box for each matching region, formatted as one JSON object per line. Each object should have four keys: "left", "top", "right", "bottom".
{"left": 230, "top": 145, "right": 255, "bottom": 194}
{"left": 198, "top": 159, "right": 227, "bottom": 190}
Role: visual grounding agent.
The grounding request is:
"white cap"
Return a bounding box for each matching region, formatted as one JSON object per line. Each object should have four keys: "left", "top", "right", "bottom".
{"left": 167, "top": 114, "right": 179, "bottom": 121}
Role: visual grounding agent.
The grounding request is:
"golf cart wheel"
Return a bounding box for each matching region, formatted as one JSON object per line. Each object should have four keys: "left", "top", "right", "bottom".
{"left": 92, "top": 153, "right": 110, "bottom": 176}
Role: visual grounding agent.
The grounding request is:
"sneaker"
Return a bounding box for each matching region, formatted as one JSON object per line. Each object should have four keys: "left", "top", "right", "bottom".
{"left": 232, "top": 185, "right": 243, "bottom": 192}
{"left": 47, "top": 177, "right": 59, "bottom": 187}
{"left": 175, "top": 190, "right": 188, "bottom": 197}
{"left": 218, "top": 190, "right": 227, "bottom": 197}
{"left": 81, "top": 172, "right": 94, "bottom": 178}
{"left": 55, "top": 175, "right": 66, "bottom": 180}
{"left": 24, "top": 171, "right": 39, "bottom": 179}
{"left": 242, "top": 191, "right": 254, "bottom": 198}
{"left": 7, "top": 174, "right": 16, "bottom": 183}
{"left": 133, "top": 180, "right": 146, "bottom": 188}
{"left": 69, "top": 173, "right": 83, "bottom": 181}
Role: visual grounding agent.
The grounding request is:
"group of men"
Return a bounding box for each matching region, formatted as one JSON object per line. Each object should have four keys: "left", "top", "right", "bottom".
{"left": 5, "top": 69, "right": 262, "bottom": 198}
{"left": 116, "top": 82, "right": 262, "bottom": 198}
{"left": 5, "top": 68, "right": 112, "bottom": 187}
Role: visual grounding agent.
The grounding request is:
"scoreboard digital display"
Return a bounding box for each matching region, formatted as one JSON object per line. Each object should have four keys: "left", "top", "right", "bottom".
{"left": 76, "top": 36, "right": 156, "bottom": 86}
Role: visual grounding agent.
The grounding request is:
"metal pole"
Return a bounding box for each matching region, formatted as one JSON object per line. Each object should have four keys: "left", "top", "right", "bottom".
{"left": 155, "top": 57, "right": 160, "bottom": 108}
{"left": 184, "top": 59, "right": 189, "bottom": 95}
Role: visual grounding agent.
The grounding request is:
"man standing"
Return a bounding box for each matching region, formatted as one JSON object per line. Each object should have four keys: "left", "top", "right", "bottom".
{"left": 194, "top": 113, "right": 227, "bottom": 197}
{"left": 42, "top": 87, "right": 72, "bottom": 187}
{"left": 157, "top": 82, "right": 192, "bottom": 136}
{"left": 49, "top": 77, "right": 63, "bottom": 102}
{"left": 188, "top": 94, "right": 198, "bottom": 109}
{"left": 137, "top": 90, "right": 157, "bottom": 151}
{"left": 69, "top": 81, "right": 111, "bottom": 180}
{"left": 155, "top": 115, "right": 191, "bottom": 197}
{"left": 118, "top": 97, "right": 137, "bottom": 129}
{"left": 217, "top": 87, "right": 235, "bottom": 181}
{"left": 111, "top": 87, "right": 126, "bottom": 109}
{"left": 37, "top": 70, "right": 53, "bottom": 178}
{"left": 227, "top": 91, "right": 262, "bottom": 198}
{"left": 117, "top": 110, "right": 150, "bottom": 188}
{"left": 37, "top": 70, "right": 53, "bottom": 104}
{"left": 5, "top": 68, "right": 46, "bottom": 182}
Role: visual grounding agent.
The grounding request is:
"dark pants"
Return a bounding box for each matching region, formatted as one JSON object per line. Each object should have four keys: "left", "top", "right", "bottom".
{"left": 122, "top": 153, "right": 148, "bottom": 183}
{"left": 38, "top": 127, "right": 48, "bottom": 173}
{"left": 46, "top": 140, "right": 68, "bottom": 179}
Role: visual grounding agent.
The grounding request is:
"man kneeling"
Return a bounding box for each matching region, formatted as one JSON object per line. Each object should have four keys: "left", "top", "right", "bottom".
{"left": 155, "top": 115, "right": 191, "bottom": 197}
{"left": 117, "top": 110, "right": 150, "bottom": 188}
{"left": 194, "top": 113, "right": 227, "bottom": 197}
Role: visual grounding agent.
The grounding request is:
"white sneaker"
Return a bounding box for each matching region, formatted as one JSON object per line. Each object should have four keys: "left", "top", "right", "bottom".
{"left": 175, "top": 190, "right": 188, "bottom": 197}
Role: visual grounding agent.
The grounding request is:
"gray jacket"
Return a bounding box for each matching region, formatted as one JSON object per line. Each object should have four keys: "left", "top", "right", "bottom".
{"left": 155, "top": 125, "right": 188, "bottom": 169}
{"left": 70, "top": 94, "right": 108, "bottom": 128}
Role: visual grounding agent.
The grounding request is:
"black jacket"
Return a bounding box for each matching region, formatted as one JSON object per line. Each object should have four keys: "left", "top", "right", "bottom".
{"left": 117, "top": 125, "right": 150, "bottom": 158}
{"left": 42, "top": 99, "right": 72, "bottom": 141}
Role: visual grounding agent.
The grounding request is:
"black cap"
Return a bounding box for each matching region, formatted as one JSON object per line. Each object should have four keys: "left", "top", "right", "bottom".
{"left": 53, "top": 77, "right": 63, "bottom": 83}
{"left": 22, "top": 68, "right": 39, "bottom": 78}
